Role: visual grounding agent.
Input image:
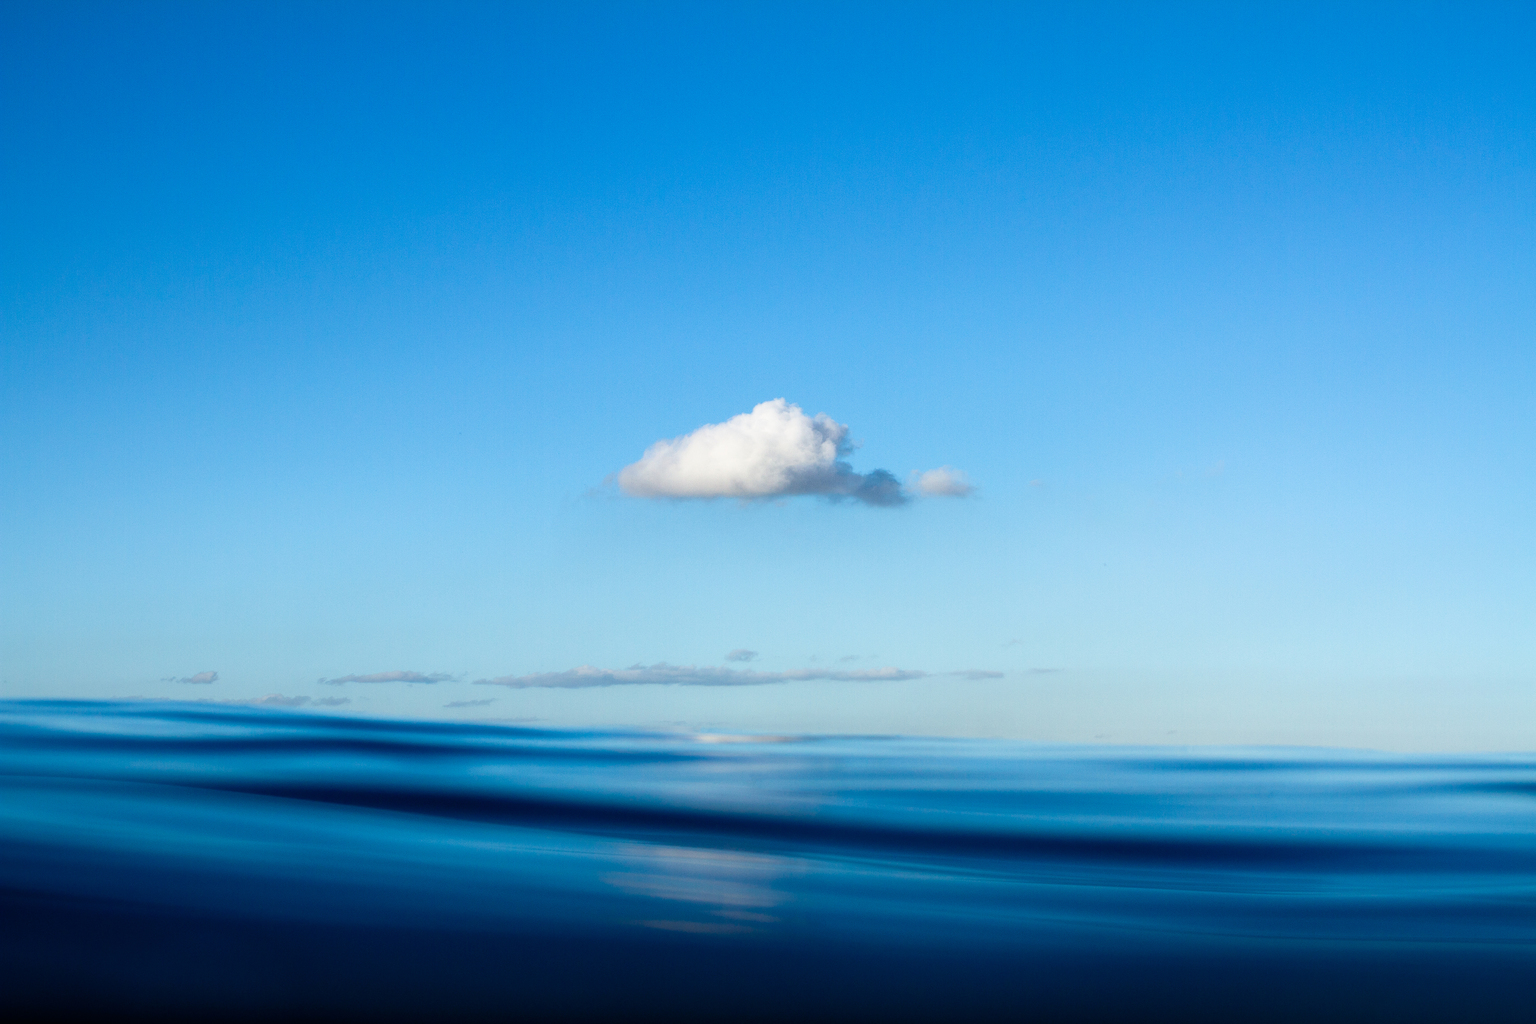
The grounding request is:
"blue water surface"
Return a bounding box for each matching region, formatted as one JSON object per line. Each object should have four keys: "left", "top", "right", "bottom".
{"left": 2, "top": 700, "right": 1532, "bottom": 1022}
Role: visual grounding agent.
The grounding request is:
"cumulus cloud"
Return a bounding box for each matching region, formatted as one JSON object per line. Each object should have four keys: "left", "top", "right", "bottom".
{"left": 320, "top": 671, "right": 455, "bottom": 685}
{"left": 445, "top": 698, "right": 496, "bottom": 708}
{"left": 912, "top": 466, "right": 975, "bottom": 497}
{"left": 617, "top": 399, "right": 910, "bottom": 507}
{"left": 725, "top": 649, "right": 758, "bottom": 662}
{"left": 165, "top": 670, "right": 218, "bottom": 685}
{"left": 475, "top": 663, "right": 930, "bottom": 689}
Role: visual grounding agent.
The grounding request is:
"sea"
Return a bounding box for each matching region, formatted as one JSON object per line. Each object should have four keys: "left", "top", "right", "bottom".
{"left": 2, "top": 699, "right": 1532, "bottom": 1022}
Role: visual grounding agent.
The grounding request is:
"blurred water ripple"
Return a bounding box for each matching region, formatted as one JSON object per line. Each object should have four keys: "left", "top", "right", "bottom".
{"left": 2, "top": 700, "right": 1532, "bottom": 1022}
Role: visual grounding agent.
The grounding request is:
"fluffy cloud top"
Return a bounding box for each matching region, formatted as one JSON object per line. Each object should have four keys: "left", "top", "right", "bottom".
{"left": 617, "top": 399, "right": 908, "bottom": 507}
{"left": 321, "top": 671, "right": 454, "bottom": 685}
{"left": 475, "top": 662, "right": 931, "bottom": 689}
{"left": 912, "top": 466, "right": 975, "bottom": 497}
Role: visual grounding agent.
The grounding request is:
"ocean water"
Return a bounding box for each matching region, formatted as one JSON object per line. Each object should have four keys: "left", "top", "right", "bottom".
{"left": 1, "top": 700, "right": 1532, "bottom": 1022}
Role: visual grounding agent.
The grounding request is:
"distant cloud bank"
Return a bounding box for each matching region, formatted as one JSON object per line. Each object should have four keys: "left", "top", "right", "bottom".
{"left": 475, "top": 663, "right": 999, "bottom": 689}
{"left": 321, "top": 671, "right": 455, "bottom": 685}
{"left": 618, "top": 399, "right": 963, "bottom": 508}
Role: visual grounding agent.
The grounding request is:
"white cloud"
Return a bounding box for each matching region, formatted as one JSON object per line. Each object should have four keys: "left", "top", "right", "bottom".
{"left": 912, "top": 466, "right": 975, "bottom": 497}
{"left": 320, "top": 671, "right": 455, "bottom": 685}
{"left": 475, "top": 662, "right": 930, "bottom": 689}
{"left": 617, "top": 399, "right": 907, "bottom": 506}
{"left": 725, "top": 649, "right": 758, "bottom": 662}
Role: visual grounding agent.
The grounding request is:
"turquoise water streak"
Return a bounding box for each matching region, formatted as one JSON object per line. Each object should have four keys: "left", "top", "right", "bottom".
{"left": 2, "top": 700, "right": 1532, "bottom": 1021}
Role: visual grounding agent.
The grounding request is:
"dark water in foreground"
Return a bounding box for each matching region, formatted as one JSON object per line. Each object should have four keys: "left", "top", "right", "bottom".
{"left": 2, "top": 701, "right": 1532, "bottom": 1022}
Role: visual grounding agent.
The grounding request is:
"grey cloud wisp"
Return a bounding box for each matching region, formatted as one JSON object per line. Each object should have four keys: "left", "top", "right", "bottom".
{"left": 475, "top": 663, "right": 998, "bottom": 689}
{"left": 165, "top": 671, "right": 218, "bottom": 685}
{"left": 321, "top": 671, "right": 455, "bottom": 685}
{"left": 617, "top": 399, "right": 969, "bottom": 507}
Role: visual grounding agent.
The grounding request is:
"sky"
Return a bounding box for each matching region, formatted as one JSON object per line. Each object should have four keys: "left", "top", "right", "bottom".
{"left": 2, "top": 2, "right": 1532, "bottom": 749}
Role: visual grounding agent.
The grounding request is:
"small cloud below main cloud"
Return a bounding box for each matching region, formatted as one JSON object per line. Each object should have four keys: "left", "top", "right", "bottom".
{"left": 474, "top": 663, "right": 1005, "bottom": 689}
{"left": 444, "top": 698, "right": 496, "bottom": 708}
{"left": 164, "top": 670, "right": 218, "bottom": 685}
{"left": 616, "top": 399, "right": 969, "bottom": 508}
{"left": 321, "top": 671, "right": 455, "bottom": 685}
{"left": 725, "top": 649, "right": 758, "bottom": 662}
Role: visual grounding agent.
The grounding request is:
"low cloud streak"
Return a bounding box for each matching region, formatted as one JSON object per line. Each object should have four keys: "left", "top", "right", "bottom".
{"left": 321, "top": 671, "right": 455, "bottom": 685}
{"left": 473, "top": 663, "right": 1002, "bottom": 689}
{"left": 476, "top": 662, "right": 931, "bottom": 689}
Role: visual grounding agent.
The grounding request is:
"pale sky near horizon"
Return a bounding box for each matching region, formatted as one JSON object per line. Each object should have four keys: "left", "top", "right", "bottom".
{"left": 2, "top": 2, "right": 1532, "bottom": 749}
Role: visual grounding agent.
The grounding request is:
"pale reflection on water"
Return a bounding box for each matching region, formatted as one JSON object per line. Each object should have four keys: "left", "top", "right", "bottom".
{"left": 606, "top": 843, "right": 796, "bottom": 932}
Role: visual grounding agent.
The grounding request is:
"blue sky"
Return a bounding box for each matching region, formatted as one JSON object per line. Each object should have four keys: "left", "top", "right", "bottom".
{"left": 2, "top": 2, "right": 1532, "bottom": 748}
